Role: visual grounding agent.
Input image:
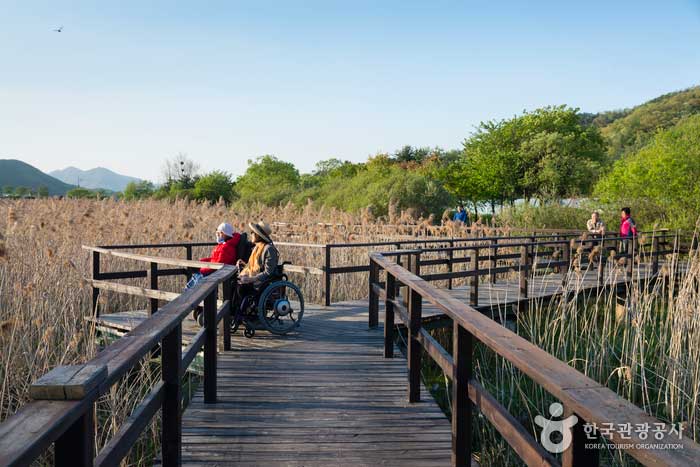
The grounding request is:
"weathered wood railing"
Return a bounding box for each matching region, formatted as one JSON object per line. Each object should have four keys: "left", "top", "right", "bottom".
{"left": 323, "top": 232, "right": 595, "bottom": 305}
{"left": 367, "top": 231, "right": 683, "bottom": 322}
{"left": 86, "top": 230, "right": 682, "bottom": 308}
{"left": 0, "top": 265, "right": 236, "bottom": 467}
{"left": 84, "top": 241, "right": 324, "bottom": 316}
{"left": 323, "top": 229, "right": 678, "bottom": 305}
{"left": 368, "top": 250, "right": 700, "bottom": 467}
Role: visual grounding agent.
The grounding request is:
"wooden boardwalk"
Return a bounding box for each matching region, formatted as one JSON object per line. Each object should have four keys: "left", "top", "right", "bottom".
{"left": 179, "top": 303, "right": 456, "bottom": 466}
{"left": 83, "top": 264, "right": 678, "bottom": 466}
{"left": 90, "top": 263, "right": 672, "bottom": 343}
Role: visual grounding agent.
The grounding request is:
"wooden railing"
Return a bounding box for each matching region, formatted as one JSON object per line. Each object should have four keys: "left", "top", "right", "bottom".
{"left": 84, "top": 230, "right": 684, "bottom": 308}
{"left": 321, "top": 231, "right": 592, "bottom": 305}
{"left": 0, "top": 265, "right": 236, "bottom": 467}
{"left": 365, "top": 231, "right": 683, "bottom": 323}
{"left": 84, "top": 241, "right": 324, "bottom": 317}
{"left": 322, "top": 229, "right": 682, "bottom": 306}
{"left": 368, "top": 249, "right": 700, "bottom": 467}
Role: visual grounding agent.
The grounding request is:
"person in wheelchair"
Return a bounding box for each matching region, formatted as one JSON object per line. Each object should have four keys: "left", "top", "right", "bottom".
{"left": 236, "top": 221, "right": 279, "bottom": 296}
{"left": 230, "top": 221, "right": 305, "bottom": 337}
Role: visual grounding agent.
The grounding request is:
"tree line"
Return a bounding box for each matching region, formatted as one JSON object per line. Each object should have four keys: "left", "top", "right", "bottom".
{"left": 77, "top": 97, "right": 698, "bottom": 229}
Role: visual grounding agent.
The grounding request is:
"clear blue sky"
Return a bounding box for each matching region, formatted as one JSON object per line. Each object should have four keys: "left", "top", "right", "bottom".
{"left": 1, "top": 1, "right": 699, "bottom": 182}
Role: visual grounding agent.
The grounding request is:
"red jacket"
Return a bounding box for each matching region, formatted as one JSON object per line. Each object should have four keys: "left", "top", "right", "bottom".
{"left": 199, "top": 234, "right": 240, "bottom": 275}
{"left": 619, "top": 217, "right": 637, "bottom": 238}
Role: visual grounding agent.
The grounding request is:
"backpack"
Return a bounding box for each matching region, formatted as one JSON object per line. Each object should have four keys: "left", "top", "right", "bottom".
{"left": 236, "top": 232, "right": 255, "bottom": 263}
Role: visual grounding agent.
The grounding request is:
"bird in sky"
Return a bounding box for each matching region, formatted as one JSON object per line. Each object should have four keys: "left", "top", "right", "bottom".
{"left": 53, "top": 26, "right": 63, "bottom": 32}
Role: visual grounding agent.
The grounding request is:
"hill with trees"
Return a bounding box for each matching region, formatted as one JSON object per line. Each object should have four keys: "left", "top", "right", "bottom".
{"left": 0, "top": 159, "right": 75, "bottom": 196}
{"left": 594, "top": 114, "right": 700, "bottom": 229}
{"left": 590, "top": 86, "right": 700, "bottom": 160}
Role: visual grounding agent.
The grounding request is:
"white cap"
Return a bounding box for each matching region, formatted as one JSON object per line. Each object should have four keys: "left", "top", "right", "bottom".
{"left": 216, "top": 222, "right": 234, "bottom": 237}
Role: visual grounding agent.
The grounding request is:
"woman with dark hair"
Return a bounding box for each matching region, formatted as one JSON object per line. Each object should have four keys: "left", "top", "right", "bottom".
{"left": 619, "top": 207, "right": 638, "bottom": 257}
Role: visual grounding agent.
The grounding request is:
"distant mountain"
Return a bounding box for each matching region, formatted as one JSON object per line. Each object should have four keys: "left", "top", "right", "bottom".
{"left": 585, "top": 86, "right": 700, "bottom": 160}
{"left": 50, "top": 166, "right": 142, "bottom": 192}
{"left": 0, "top": 159, "right": 75, "bottom": 195}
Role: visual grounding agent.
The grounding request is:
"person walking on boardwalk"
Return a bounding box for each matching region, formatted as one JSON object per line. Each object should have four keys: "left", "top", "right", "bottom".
{"left": 453, "top": 204, "right": 468, "bottom": 224}
{"left": 586, "top": 211, "right": 606, "bottom": 236}
{"left": 186, "top": 222, "right": 241, "bottom": 289}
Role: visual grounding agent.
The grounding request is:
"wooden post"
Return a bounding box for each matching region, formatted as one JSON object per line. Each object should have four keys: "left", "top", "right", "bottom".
{"left": 407, "top": 287, "right": 422, "bottom": 403}
{"left": 519, "top": 245, "right": 529, "bottom": 300}
{"left": 651, "top": 235, "right": 659, "bottom": 275}
{"left": 410, "top": 251, "right": 421, "bottom": 276}
{"left": 223, "top": 280, "right": 232, "bottom": 351}
{"left": 185, "top": 245, "right": 193, "bottom": 282}
{"left": 324, "top": 245, "right": 332, "bottom": 307}
{"left": 562, "top": 240, "right": 571, "bottom": 286}
{"left": 470, "top": 248, "right": 479, "bottom": 306}
{"left": 451, "top": 322, "right": 473, "bottom": 467}
{"left": 626, "top": 238, "right": 635, "bottom": 280}
{"left": 147, "top": 262, "right": 158, "bottom": 315}
{"left": 55, "top": 409, "right": 95, "bottom": 467}
{"left": 447, "top": 240, "right": 454, "bottom": 290}
{"left": 384, "top": 274, "right": 395, "bottom": 358}
{"left": 204, "top": 289, "right": 217, "bottom": 403}
{"left": 597, "top": 237, "right": 606, "bottom": 288}
{"left": 562, "top": 409, "right": 599, "bottom": 467}
{"left": 161, "top": 322, "right": 182, "bottom": 466}
{"left": 91, "top": 250, "right": 100, "bottom": 317}
{"left": 674, "top": 229, "right": 681, "bottom": 262}
{"left": 395, "top": 243, "right": 402, "bottom": 268}
{"left": 490, "top": 238, "right": 497, "bottom": 284}
{"left": 368, "top": 260, "right": 379, "bottom": 329}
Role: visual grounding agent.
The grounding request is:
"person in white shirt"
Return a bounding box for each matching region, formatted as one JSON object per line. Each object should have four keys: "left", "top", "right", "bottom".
{"left": 586, "top": 211, "right": 605, "bottom": 236}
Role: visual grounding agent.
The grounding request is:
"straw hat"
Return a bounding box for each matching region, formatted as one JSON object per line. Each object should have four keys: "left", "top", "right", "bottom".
{"left": 249, "top": 221, "right": 273, "bottom": 244}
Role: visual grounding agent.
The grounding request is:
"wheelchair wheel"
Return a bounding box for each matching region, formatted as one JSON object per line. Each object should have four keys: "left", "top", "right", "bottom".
{"left": 257, "top": 280, "right": 304, "bottom": 335}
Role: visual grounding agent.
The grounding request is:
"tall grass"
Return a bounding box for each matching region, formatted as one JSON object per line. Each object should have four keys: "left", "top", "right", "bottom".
{"left": 0, "top": 198, "right": 479, "bottom": 465}
{"left": 2, "top": 198, "right": 696, "bottom": 466}
{"left": 419, "top": 241, "right": 699, "bottom": 466}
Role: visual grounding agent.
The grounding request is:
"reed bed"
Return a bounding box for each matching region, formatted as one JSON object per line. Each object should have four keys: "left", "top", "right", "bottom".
{"left": 419, "top": 241, "right": 699, "bottom": 466}
{"left": 0, "top": 198, "right": 477, "bottom": 465}
{"left": 1, "top": 198, "right": 694, "bottom": 466}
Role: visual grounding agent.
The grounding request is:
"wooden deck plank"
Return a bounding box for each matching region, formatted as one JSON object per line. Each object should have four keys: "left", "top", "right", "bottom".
{"left": 87, "top": 261, "right": 681, "bottom": 347}
{"left": 178, "top": 300, "right": 456, "bottom": 466}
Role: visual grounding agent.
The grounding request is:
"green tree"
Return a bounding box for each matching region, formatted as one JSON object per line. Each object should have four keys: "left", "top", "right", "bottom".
{"left": 2, "top": 186, "right": 14, "bottom": 195}
{"left": 15, "top": 186, "right": 29, "bottom": 197}
{"left": 37, "top": 186, "right": 49, "bottom": 197}
{"left": 234, "top": 155, "right": 300, "bottom": 205}
{"left": 194, "top": 171, "right": 235, "bottom": 203}
{"left": 66, "top": 187, "right": 96, "bottom": 198}
{"left": 123, "top": 181, "right": 155, "bottom": 200}
{"left": 450, "top": 106, "right": 606, "bottom": 208}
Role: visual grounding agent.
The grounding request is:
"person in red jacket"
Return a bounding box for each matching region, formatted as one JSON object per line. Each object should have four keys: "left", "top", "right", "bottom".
{"left": 619, "top": 207, "right": 638, "bottom": 238}
{"left": 619, "top": 207, "right": 638, "bottom": 259}
{"left": 186, "top": 223, "right": 240, "bottom": 289}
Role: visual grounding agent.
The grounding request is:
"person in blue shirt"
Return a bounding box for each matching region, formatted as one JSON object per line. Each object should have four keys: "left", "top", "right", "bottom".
{"left": 453, "top": 205, "right": 468, "bottom": 223}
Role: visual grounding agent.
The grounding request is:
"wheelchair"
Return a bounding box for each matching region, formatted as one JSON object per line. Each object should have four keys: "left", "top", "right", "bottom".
{"left": 195, "top": 262, "right": 304, "bottom": 338}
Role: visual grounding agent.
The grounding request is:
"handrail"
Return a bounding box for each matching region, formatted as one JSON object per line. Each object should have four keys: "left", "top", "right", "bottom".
{"left": 321, "top": 230, "right": 683, "bottom": 305}
{"left": 87, "top": 230, "right": 685, "bottom": 307}
{"left": 0, "top": 266, "right": 236, "bottom": 467}
{"left": 368, "top": 251, "right": 700, "bottom": 467}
